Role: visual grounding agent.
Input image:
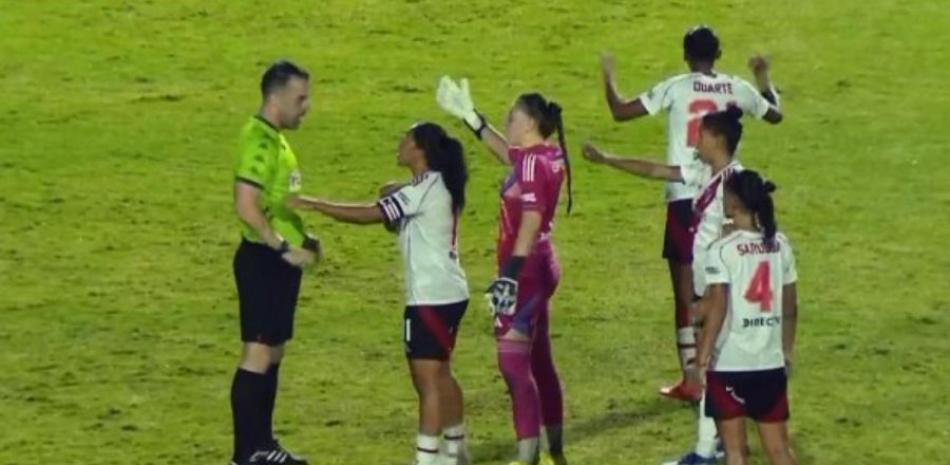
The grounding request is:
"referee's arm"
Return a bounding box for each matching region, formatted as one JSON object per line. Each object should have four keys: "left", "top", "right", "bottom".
{"left": 235, "top": 180, "right": 284, "bottom": 249}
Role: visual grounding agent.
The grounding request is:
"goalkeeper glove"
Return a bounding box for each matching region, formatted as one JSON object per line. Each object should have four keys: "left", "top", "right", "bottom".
{"left": 436, "top": 75, "right": 486, "bottom": 138}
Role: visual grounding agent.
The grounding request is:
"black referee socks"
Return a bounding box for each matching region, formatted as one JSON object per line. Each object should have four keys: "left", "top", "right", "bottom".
{"left": 231, "top": 368, "right": 269, "bottom": 462}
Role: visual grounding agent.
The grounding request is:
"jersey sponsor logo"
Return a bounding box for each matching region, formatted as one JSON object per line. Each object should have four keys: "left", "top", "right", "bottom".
{"left": 521, "top": 192, "right": 537, "bottom": 203}
{"left": 741, "top": 316, "right": 781, "bottom": 328}
{"left": 706, "top": 266, "right": 721, "bottom": 275}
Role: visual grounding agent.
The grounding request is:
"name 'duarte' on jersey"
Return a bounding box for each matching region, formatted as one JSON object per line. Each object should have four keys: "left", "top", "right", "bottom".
{"left": 693, "top": 81, "right": 734, "bottom": 95}
{"left": 742, "top": 316, "right": 782, "bottom": 328}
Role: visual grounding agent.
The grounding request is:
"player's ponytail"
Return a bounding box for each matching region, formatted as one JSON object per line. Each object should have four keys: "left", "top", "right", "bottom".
{"left": 412, "top": 123, "right": 468, "bottom": 213}
{"left": 517, "top": 93, "right": 573, "bottom": 214}
{"left": 701, "top": 107, "right": 744, "bottom": 155}
{"left": 547, "top": 101, "right": 573, "bottom": 214}
{"left": 726, "top": 170, "right": 778, "bottom": 245}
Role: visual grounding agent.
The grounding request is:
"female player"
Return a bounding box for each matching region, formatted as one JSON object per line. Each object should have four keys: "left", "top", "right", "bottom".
{"left": 289, "top": 123, "right": 471, "bottom": 465}
{"left": 600, "top": 25, "right": 782, "bottom": 402}
{"left": 584, "top": 107, "right": 746, "bottom": 465}
{"left": 437, "top": 76, "right": 572, "bottom": 465}
{"left": 697, "top": 170, "right": 798, "bottom": 465}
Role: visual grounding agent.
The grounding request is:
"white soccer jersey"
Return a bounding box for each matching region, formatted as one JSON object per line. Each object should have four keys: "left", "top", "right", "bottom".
{"left": 639, "top": 72, "right": 771, "bottom": 202}
{"left": 705, "top": 230, "right": 798, "bottom": 371}
{"left": 681, "top": 159, "right": 743, "bottom": 296}
{"left": 377, "top": 172, "right": 470, "bottom": 306}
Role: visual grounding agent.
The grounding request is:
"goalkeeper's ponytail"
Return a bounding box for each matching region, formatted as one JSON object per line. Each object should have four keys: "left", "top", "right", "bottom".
{"left": 517, "top": 93, "right": 573, "bottom": 214}
{"left": 547, "top": 101, "right": 572, "bottom": 214}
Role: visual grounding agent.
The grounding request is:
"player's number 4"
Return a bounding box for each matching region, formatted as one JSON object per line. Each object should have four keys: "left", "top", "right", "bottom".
{"left": 744, "top": 261, "right": 774, "bottom": 312}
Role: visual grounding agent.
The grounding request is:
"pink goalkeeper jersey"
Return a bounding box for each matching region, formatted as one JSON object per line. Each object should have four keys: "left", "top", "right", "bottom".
{"left": 497, "top": 144, "right": 565, "bottom": 270}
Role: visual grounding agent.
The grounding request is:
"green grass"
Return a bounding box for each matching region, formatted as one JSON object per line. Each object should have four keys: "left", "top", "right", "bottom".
{"left": 2, "top": 1, "right": 949, "bottom": 464}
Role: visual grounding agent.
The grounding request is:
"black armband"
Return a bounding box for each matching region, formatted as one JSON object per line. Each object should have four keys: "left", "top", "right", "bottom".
{"left": 761, "top": 88, "right": 780, "bottom": 107}
{"left": 501, "top": 256, "right": 526, "bottom": 280}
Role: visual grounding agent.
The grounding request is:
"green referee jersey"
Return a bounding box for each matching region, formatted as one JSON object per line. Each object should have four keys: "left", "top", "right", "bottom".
{"left": 235, "top": 115, "right": 307, "bottom": 246}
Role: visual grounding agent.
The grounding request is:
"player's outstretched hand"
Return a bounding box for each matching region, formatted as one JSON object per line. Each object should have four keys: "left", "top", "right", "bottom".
{"left": 748, "top": 54, "right": 771, "bottom": 76}
{"left": 581, "top": 142, "right": 607, "bottom": 164}
{"left": 281, "top": 246, "right": 316, "bottom": 268}
{"left": 485, "top": 277, "right": 518, "bottom": 316}
{"left": 600, "top": 53, "right": 616, "bottom": 81}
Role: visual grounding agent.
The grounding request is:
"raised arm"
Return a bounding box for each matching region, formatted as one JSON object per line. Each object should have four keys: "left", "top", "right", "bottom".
{"left": 436, "top": 76, "right": 511, "bottom": 165}
{"left": 601, "top": 54, "right": 649, "bottom": 122}
{"left": 582, "top": 142, "right": 683, "bottom": 182}
{"left": 748, "top": 55, "right": 783, "bottom": 124}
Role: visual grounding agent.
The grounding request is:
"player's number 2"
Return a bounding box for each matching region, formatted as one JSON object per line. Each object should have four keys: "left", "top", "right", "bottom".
{"left": 744, "top": 261, "right": 774, "bottom": 312}
{"left": 686, "top": 99, "right": 738, "bottom": 147}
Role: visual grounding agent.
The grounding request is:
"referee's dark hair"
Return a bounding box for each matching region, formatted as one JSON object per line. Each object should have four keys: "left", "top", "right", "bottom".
{"left": 261, "top": 60, "right": 310, "bottom": 97}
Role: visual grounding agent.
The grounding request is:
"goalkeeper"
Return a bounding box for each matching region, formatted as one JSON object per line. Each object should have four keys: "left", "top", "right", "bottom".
{"left": 437, "top": 76, "right": 573, "bottom": 465}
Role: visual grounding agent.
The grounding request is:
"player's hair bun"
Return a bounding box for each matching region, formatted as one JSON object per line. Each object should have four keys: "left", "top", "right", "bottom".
{"left": 724, "top": 106, "right": 744, "bottom": 120}
{"left": 546, "top": 101, "right": 562, "bottom": 120}
{"left": 763, "top": 180, "right": 777, "bottom": 193}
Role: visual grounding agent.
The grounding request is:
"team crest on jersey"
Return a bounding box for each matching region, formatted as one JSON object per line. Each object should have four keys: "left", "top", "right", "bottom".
{"left": 289, "top": 171, "right": 302, "bottom": 190}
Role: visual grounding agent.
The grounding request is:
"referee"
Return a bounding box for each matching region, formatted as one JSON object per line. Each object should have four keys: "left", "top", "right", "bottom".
{"left": 229, "top": 60, "right": 318, "bottom": 465}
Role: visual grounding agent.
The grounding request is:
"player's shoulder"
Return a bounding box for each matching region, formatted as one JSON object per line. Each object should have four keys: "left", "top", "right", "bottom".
{"left": 240, "top": 117, "right": 280, "bottom": 150}
{"left": 721, "top": 73, "right": 758, "bottom": 90}
{"left": 656, "top": 72, "right": 696, "bottom": 89}
{"left": 710, "top": 229, "right": 745, "bottom": 252}
{"left": 775, "top": 231, "right": 794, "bottom": 251}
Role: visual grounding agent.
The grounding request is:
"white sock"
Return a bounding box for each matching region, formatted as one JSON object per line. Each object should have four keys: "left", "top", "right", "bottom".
{"left": 517, "top": 437, "right": 540, "bottom": 463}
{"left": 677, "top": 327, "right": 697, "bottom": 370}
{"left": 695, "top": 393, "right": 717, "bottom": 458}
{"left": 416, "top": 433, "right": 440, "bottom": 465}
{"left": 443, "top": 423, "right": 466, "bottom": 458}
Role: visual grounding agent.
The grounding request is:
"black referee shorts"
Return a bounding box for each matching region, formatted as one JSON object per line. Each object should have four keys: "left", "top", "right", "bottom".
{"left": 233, "top": 239, "right": 303, "bottom": 346}
{"left": 404, "top": 301, "right": 468, "bottom": 361}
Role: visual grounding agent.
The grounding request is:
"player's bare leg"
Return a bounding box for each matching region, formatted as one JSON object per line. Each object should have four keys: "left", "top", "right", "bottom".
{"left": 660, "top": 261, "right": 702, "bottom": 402}
{"left": 410, "top": 359, "right": 445, "bottom": 465}
{"left": 756, "top": 422, "right": 797, "bottom": 465}
{"left": 716, "top": 418, "right": 748, "bottom": 465}
{"left": 438, "top": 362, "right": 469, "bottom": 465}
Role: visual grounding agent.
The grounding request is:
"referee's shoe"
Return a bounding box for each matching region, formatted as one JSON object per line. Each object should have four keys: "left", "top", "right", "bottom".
{"left": 231, "top": 441, "right": 308, "bottom": 465}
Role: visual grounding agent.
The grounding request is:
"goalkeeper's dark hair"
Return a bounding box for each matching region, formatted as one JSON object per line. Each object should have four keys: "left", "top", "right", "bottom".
{"left": 411, "top": 122, "right": 468, "bottom": 213}
{"left": 516, "top": 93, "right": 573, "bottom": 214}
{"left": 683, "top": 25, "right": 720, "bottom": 62}
{"left": 261, "top": 60, "right": 310, "bottom": 97}
{"left": 701, "top": 107, "right": 744, "bottom": 155}
{"left": 725, "top": 170, "right": 778, "bottom": 245}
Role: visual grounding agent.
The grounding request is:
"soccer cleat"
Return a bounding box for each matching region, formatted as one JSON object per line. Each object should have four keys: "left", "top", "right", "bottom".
{"left": 248, "top": 445, "right": 308, "bottom": 465}
{"left": 660, "top": 452, "right": 717, "bottom": 465}
{"left": 659, "top": 379, "right": 702, "bottom": 402}
{"left": 540, "top": 452, "right": 568, "bottom": 465}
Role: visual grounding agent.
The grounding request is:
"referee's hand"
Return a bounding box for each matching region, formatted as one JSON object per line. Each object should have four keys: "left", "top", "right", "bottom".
{"left": 281, "top": 246, "right": 316, "bottom": 268}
